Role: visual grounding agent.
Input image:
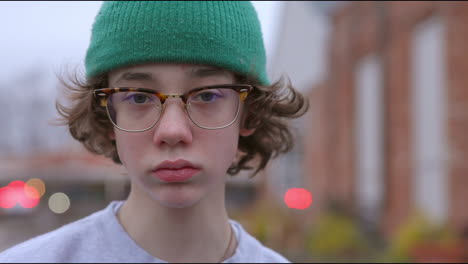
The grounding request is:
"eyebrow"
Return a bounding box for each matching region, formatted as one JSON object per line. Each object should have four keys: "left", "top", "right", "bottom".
{"left": 190, "top": 66, "right": 232, "bottom": 79}
{"left": 116, "top": 72, "right": 154, "bottom": 83}
{"left": 115, "top": 66, "right": 232, "bottom": 85}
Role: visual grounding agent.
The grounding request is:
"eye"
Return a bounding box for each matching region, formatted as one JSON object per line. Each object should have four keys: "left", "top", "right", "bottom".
{"left": 191, "top": 90, "right": 223, "bottom": 103}
{"left": 123, "top": 92, "right": 154, "bottom": 104}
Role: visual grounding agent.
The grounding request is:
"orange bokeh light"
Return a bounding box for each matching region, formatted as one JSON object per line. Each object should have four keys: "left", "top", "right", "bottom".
{"left": 25, "top": 178, "right": 46, "bottom": 198}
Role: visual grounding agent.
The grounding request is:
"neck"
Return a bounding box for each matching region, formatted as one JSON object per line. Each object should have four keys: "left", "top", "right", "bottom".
{"left": 117, "top": 184, "right": 236, "bottom": 262}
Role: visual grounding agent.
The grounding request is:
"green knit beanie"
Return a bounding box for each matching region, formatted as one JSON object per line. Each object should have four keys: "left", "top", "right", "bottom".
{"left": 85, "top": 1, "right": 269, "bottom": 85}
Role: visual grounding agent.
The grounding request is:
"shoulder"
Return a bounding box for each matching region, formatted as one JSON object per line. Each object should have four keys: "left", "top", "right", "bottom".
{"left": 260, "top": 246, "right": 291, "bottom": 263}
{"left": 0, "top": 205, "right": 109, "bottom": 263}
{"left": 228, "top": 220, "right": 291, "bottom": 263}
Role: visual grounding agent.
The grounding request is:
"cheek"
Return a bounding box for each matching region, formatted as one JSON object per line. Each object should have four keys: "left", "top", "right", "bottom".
{"left": 114, "top": 131, "right": 147, "bottom": 168}
{"left": 200, "top": 126, "right": 240, "bottom": 167}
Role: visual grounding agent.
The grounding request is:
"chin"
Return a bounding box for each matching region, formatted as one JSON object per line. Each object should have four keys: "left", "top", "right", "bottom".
{"left": 150, "top": 186, "right": 203, "bottom": 209}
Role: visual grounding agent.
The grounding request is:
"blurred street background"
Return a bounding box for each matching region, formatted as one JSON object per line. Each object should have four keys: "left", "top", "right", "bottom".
{"left": 1, "top": 1, "right": 468, "bottom": 262}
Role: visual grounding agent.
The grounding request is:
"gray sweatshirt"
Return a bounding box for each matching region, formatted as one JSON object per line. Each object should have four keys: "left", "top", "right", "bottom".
{"left": 0, "top": 201, "right": 290, "bottom": 263}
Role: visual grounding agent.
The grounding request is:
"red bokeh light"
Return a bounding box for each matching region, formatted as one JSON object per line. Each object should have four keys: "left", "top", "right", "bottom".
{"left": 0, "top": 186, "right": 16, "bottom": 208}
{"left": 284, "top": 188, "right": 313, "bottom": 210}
{"left": 0, "top": 181, "right": 40, "bottom": 209}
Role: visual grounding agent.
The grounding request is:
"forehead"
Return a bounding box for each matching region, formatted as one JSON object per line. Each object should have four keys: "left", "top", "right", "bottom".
{"left": 108, "top": 63, "right": 235, "bottom": 84}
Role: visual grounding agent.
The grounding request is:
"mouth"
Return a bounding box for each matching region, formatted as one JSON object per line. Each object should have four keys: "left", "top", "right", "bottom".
{"left": 152, "top": 159, "right": 201, "bottom": 183}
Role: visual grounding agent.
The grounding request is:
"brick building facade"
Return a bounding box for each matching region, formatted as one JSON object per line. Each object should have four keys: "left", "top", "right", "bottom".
{"left": 304, "top": 1, "right": 468, "bottom": 235}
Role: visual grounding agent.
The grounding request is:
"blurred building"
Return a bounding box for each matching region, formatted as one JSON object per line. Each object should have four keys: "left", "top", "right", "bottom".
{"left": 263, "top": 1, "right": 330, "bottom": 208}
{"left": 303, "top": 1, "right": 468, "bottom": 236}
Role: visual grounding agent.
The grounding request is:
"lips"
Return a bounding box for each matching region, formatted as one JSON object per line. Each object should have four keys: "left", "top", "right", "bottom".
{"left": 152, "top": 159, "right": 200, "bottom": 182}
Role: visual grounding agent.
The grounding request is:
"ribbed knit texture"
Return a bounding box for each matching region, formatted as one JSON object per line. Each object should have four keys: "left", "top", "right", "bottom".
{"left": 85, "top": 1, "right": 269, "bottom": 85}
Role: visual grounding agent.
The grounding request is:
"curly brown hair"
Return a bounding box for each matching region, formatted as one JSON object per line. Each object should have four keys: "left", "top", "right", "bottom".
{"left": 56, "top": 69, "right": 309, "bottom": 177}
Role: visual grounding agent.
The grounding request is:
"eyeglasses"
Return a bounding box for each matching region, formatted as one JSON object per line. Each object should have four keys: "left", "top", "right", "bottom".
{"left": 93, "top": 84, "right": 253, "bottom": 132}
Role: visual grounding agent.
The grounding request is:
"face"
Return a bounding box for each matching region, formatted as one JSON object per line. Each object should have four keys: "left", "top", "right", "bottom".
{"left": 108, "top": 63, "right": 253, "bottom": 209}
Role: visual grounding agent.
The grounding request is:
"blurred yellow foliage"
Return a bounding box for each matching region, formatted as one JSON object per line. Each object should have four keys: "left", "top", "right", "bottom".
{"left": 230, "top": 198, "right": 307, "bottom": 260}
{"left": 385, "top": 211, "right": 460, "bottom": 262}
{"left": 305, "top": 211, "right": 371, "bottom": 258}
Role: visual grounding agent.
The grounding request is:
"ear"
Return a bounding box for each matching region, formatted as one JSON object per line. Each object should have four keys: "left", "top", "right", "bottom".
{"left": 109, "top": 131, "right": 116, "bottom": 140}
{"left": 239, "top": 106, "right": 255, "bottom": 137}
{"left": 239, "top": 115, "right": 255, "bottom": 137}
{"left": 240, "top": 127, "right": 255, "bottom": 137}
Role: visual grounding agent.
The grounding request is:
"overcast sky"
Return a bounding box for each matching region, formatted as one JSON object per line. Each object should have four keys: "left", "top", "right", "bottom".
{"left": 0, "top": 1, "right": 283, "bottom": 90}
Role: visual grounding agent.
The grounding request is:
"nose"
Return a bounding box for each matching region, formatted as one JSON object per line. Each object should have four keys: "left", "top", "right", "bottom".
{"left": 152, "top": 99, "right": 193, "bottom": 147}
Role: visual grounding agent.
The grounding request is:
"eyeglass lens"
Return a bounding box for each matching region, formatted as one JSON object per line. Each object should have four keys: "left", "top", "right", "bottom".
{"left": 106, "top": 87, "right": 240, "bottom": 131}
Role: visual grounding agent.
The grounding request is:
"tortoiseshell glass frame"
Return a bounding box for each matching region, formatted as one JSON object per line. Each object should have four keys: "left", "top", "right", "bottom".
{"left": 93, "top": 84, "right": 253, "bottom": 132}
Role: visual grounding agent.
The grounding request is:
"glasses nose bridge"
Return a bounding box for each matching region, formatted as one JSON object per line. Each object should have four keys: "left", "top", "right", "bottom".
{"left": 159, "top": 94, "right": 190, "bottom": 118}
{"left": 161, "top": 93, "right": 188, "bottom": 105}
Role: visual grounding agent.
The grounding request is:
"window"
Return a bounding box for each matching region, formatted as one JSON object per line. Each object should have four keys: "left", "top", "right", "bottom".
{"left": 411, "top": 17, "right": 448, "bottom": 224}
{"left": 355, "top": 54, "right": 384, "bottom": 225}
